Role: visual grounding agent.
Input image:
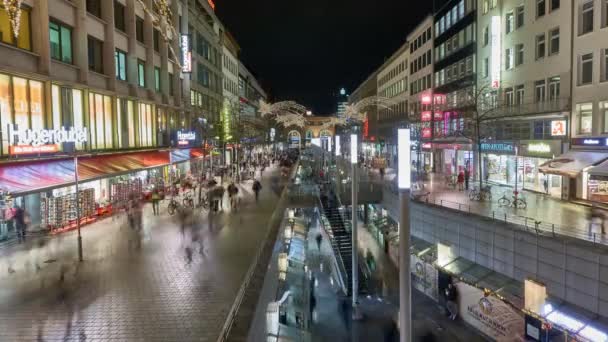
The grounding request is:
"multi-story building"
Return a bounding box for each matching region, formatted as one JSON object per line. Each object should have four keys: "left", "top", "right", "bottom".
{"left": 376, "top": 41, "right": 410, "bottom": 165}
{"left": 476, "top": 0, "right": 571, "bottom": 199}
{"left": 557, "top": 0, "right": 608, "bottom": 203}
{"left": 349, "top": 73, "right": 378, "bottom": 143}
{"left": 238, "top": 62, "right": 267, "bottom": 142}
{"left": 432, "top": 0, "right": 478, "bottom": 177}
{"left": 408, "top": 15, "right": 435, "bottom": 173}
{"left": 0, "top": 0, "right": 261, "bottom": 230}
{"left": 220, "top": 31, "right": 240, "bottom": 144}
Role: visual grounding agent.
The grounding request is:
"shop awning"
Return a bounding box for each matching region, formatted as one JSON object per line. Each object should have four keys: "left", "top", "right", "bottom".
{"left": 539, "top": 151, "right": 608, "bottom": 177}
{"left": 78, "top": 151, "right": 170, "bottom": 182}
{"left": 0, "top": 159, "right": 75, "bottom": 194}
{"left": 587, "top": 159, "right": 608, "bottom": 180}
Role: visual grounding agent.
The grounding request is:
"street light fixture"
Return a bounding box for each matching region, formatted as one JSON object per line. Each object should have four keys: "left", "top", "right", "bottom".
{"left": 350, "top": 133, "right": 360, "bottom": 319}
{"left": 398, "top": 128, "right": 411, "bottom": 342}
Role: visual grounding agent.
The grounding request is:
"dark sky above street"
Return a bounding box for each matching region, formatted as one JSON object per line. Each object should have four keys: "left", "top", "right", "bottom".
{"left": 216, "top": 0, "right": 436, "bottom": 115}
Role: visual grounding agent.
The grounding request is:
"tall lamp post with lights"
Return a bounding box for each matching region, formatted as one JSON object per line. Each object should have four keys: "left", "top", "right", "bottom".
{"left": 398, "top": 128, "right": 412, "bottom": 342}
{"left": 350, "top": 133, "right": 361, "bottom": 319}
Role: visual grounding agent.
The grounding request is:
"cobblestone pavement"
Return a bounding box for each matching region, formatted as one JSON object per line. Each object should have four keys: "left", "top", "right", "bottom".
{"left": 0, "top": 167, "right": 283, "bottom": 342}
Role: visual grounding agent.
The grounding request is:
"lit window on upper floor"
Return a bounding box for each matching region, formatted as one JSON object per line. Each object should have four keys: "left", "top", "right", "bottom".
{"left": 0, "top": 5, "right": 31, "bottom": 51}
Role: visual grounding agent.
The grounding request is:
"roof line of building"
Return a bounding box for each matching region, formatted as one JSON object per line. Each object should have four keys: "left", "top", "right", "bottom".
{"left": 406, "top": 14, "right": 434, "bottom": 40}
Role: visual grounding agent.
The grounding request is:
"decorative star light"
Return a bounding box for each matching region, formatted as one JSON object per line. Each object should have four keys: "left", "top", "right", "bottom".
{"left": 137, "top": 0, "right": 181, "bottom": 68}
{"left": 320, "top": 116, "right": 347, "bottom": 130}
{"left": 258, "top": 100, "right": 307, "bottom": 117}
{"left": 274, "top": 113, "right": 306, "bottom": 128}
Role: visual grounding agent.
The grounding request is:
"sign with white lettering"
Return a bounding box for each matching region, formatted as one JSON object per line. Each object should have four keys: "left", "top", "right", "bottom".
{"left": 572, "top": 137, "right": 608, "bottom": 147}
{"left": 481, "top": 142, "right": 515, "bottom": 154}
{"left": 181, "top": 34, "right": 192, "bottom": 73}
{"left": 8, "top": 125, "right": 87, "bottom": 155}
{"left": 176, "top": 130, "right": 196, "bottom": 147}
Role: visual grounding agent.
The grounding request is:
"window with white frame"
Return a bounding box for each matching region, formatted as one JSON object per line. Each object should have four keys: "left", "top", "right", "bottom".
{"left": 578, "top": 103, "right": 593, "bottom": 134}
{"left": 536, "top": 34, "right": 546, "bottom": 59}
{"left": 483, "top": 57, "right": 489, "bottom": 78}
{"left": 516, "top": 44, "right": 524, "bottom": 66}
{"left": 506, "top": 11, "right": 514, "bottom": 34}
{"left": 516, "top": 85, "right": 525, "bottom": 105}
{"left": 535, "top": 80, "right": 546, "bottom": 102}
{"left": 580, "top": 1, "right": 594, "bottom": 35}
{"left": 483, "top": 26, "right": 489, "bottom": 46}
{"left": 505, "top": 47, "right": 514, "bottom": 70}
{"left": 516, "top": 5, "right": 525, "bottom": 28}
{"left": 505, "top": 87, "right": 514, "bottom": 106}
{"left": 537, "top": 0, "right": 546, "bottom": 17}
{"left": 548, "top": 76, "right": 560, "bottom": 100}
{"left": 603, "top": 48, "right": 608, "bottom": 82}
{"left": 549, "top": 28, "right": 559, "bottom": 55}
{"left": 602, "top": 101, "right": 608, "bottom": 132}
{"left": 579, "top": 53, "right": 593, "bottom": 85}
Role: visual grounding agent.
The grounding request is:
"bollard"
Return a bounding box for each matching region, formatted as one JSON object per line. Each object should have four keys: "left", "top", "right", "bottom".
{"left": 440, "top": 199, "right": 443, "bottom": 207}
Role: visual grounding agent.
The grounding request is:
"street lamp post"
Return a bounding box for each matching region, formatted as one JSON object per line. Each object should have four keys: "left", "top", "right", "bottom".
{"left": 74, "top": 155, "right": 83, "bottom": 262}
{"left": 398, "top": 128, "right": 412, "bottom": 342}
{"left": 350, "top": 133, "right": 361, "bottom": 319}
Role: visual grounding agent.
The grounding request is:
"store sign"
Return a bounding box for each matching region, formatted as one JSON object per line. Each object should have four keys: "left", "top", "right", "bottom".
{"left": 456, "top": 282, "right": 524, "bottom": 341}
{"left": 421, "top": 111, "right": 432, "bottom": 122}
{"left": 551, "top": 120, "right": 566, "bottom": 136}
{"left": 422, "top": 127, "right": 432, "bottom": 138}
{"left": 434, "top": 112, "right": 444, "bottom": 121}
{"left": 181, "top": 34, "right": 192, "bottom": 73}
{"left": 177, "top": 131, "right": 196, "bottom": 146}
{"left": 8, "top": 125, "right": 87, "bottom": 155}
{"left": 422, "top": 142, "right": 432, "bottom": 149}
{"left": 490, "top": 16, "right": 501, "bottom": 89}
{"left": 572, "top": 137, "right": 608, "bottom": 146}
{"left": 480, "top": 142, "right": 515, "bottom": 154}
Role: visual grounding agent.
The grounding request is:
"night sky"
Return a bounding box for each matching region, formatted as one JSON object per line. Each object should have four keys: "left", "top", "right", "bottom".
{"left": 216, "top": 0, "right": 436, "bottom": 115}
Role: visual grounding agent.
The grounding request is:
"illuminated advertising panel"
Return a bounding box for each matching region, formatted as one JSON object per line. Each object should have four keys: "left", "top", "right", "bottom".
{"left": 181, "top": 34, "right": 192, "bottom": 73}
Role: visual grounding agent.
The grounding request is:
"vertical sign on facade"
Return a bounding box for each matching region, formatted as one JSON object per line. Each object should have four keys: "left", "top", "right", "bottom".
{"left": 181, "top": 34, "right": 192, "bottom": 73}
{"left": 490, "top": 16, "right": 501, "bottom": 89}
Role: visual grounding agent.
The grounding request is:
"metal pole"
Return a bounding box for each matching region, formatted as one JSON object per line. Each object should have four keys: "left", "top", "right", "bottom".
{"left": 75, "top": 155, "right": 83, "bottom": 262}
{"left": 399, "top": 189, "right": 411, "bottom": 342}
{"left": 352, "top": 161, "right": 360, "bottom": 318}
{"left": 514, "top": 146, "right": 519, "bottom": 208}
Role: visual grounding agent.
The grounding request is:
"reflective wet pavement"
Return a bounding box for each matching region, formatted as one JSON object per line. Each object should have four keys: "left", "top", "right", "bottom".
{"left": 0, "top": 168, "right": 283, "bottom": 342}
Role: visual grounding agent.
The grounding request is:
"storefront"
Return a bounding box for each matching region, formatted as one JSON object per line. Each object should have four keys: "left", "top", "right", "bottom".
{"left": 433, "top": 143, "right": 473, "bottom": 176}
{"left": 540, "top": 137, "right": 608, "bottom": 201}
{"left": 481, "top": 141, "right": 517, "bottom": 186}
{"left": 364, "top": 204, "right": 398, "bottom": 253}
{"left": 519, "top": 140, "right": 562, "bottom": 197}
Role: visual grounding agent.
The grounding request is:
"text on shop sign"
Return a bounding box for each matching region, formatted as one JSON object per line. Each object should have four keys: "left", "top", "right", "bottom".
{"left": 10, "top": 125, "right": 88, "bottom": 147}
{"left": 481, "top": 142, "right": 514, "bottom": 153}
{"left": 527, "top": 143, "right": 551, "bottom": 154}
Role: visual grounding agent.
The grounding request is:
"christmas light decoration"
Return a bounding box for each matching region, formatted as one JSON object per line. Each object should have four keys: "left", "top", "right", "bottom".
{"left": 3, "top": 0, "right": 22, "bottom": 40}
{"left": 136, "top": 0, "right": 182, "bottom": 69}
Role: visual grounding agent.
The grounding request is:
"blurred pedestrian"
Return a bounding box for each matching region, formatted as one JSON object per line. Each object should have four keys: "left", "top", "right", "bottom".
{"left": 445, "top": 283, "right": 458, "bottom": 320}
{"left": 379, "top": 167, "right": 385, "bottom": 180}
{"left": 464, "top": 168, "right": 470, "bottom": 190}
{"left": 151, "top": 189, "right": 160, "bottom": 216}
{"left": 228, "top": 182, "right": 239, "bottom": 210}
{"left": 543, "top": 177, "right": 549, "bottom": 194}
{"left": 315, "top": 233, "right": 322, "bottom": 250}
{"left": 457, "top": 171, "right": 465, "bottom": 191}
{"left": 253, "top": 179, "right": 262, "bottom": 202}
{"left": 13, "top": 205, "right": 27, "bottom": 243}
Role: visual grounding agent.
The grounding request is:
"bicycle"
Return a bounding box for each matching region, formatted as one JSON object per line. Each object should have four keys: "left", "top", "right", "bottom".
{"left": 468, "top": 186, "right": 492, "bottom": 201}
{"left": 167, "top": 197, "right": 180, "bottom": 215}
{"left": 498, "top": 191, "right": 527, "bottom": 209}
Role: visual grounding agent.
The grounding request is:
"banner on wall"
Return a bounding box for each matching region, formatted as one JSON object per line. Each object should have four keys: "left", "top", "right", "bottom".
{"left": 456, "top": 282, "right": 524, "bottom": 342}
{"left": 411, "top": 254, "right": 439, "bottom": 301}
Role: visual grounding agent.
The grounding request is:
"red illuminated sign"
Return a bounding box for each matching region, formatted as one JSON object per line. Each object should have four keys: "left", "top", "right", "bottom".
{"left": 208, "top": 0, "right": 216, "bottom": 10}
{"left": 434, "top": 112, "right": 444, "bottom": 121}
{"left": 422, "top": 143, "right": 432, "bottom": 149}
{"left": 421, "top": 111, "right": 432, "bottom": 122}
{"left": 363, "top": 117, "right": 369, "bottom": 138}
{"left": 178, "top": 140, "right": 190, "bottom": 146}
{"left": 422, "top": 128, "right": 432, "bottom": 138}
{"left": 421, "top": 94, "right": 432, "bottom": 105}
{"left": 9, "top": 144, "right": 60, "bottom": 155}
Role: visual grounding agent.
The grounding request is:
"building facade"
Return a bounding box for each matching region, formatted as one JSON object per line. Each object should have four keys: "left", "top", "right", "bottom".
{"left": 432, "top": 0, "right": 478, "bottom": 178}
{"left": 0, "top": 0, "right": 264, "bottom": 231}
{"left": 376, "top": 41, "right": 410, "bottom": 165}
{"left": 475, "top": 0, "right": 571, "bottom": 198}
{"left": 408, "top": 15, "right": 435, "bottom": 174}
